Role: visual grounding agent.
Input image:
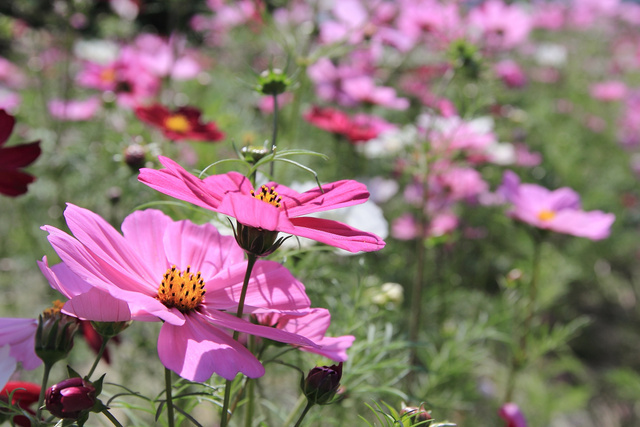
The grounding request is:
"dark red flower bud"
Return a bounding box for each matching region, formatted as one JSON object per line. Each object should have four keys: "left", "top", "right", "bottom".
{"left": 302, "top": 362, "right": 343, "bottom": 406}
{"left": 45, "top": 377, "right": 96, "bottom": 419}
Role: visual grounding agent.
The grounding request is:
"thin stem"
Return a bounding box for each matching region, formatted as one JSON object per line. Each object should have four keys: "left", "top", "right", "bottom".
{"left": 504, "top": 234, "right": 543, "bottom": 402}
{"left": 293, "top": 401, "right": 315, "bottom": 427}
{"left": 221, "top": 254, "right": 259, "bottom": 427}
{"left": 164, "top": 367, "right": 175, "bottom": 427}
{"left": 102, "top": 409, "right": 125, "bottom": 427}
{"left": 35, "top": 362, "right": 53, "bottom": 421}
{"left": 269, "top": 93, "right": 279, "bottom": 178}
{"left": 244, "top": 335, "right": 256, "bottom": 427}
{"left": 86, "top": 336, "right": 110, "bottom": 380}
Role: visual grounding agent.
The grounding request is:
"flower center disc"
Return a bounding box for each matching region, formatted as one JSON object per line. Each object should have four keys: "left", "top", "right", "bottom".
{"left": 537, "top": 209, "right": 556, "bottom": 221}
{"left": 251, "top": 185, "right": 282, "bottom": 208}
{"left": 158, "top": 265, "right": 205, "bottom": 312}
{"left": 164, "top": 114, "right": 191, "bottom": 133}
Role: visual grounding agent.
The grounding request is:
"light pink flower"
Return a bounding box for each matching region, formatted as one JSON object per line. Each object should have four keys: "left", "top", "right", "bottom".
{"left": 138, "top": 156, "right": 386, "bottom": 253}
{"left": 133, "top": 33, "right": 202, "bottom": 80}
{"left": 255, "top": 308, "right": 355, "bottom": 362}
{"left": 42, "top": 205, "right": 315, "bottom": 381}
{"left": 498, "top": 171, "right": 615, "bottom": 240}
{"left": 0, "top": 318, "right": 40, "bottom": 371}
{"left": 499, "top": 402, "right": 527, "bottom": 427}
{"left": 342, "top": 75, "right": 409, "bottom": 110}
{"left": 467, "top": 0, "right": 532, "bottom": 50}
{"left": 495, "top": 60, "right": 527, "bottom": 88}
{"left": 48, "top": 97, "right": 101, "bottom": 121}
{"left": 589, "top": 81, "right": 627, "bottom": 102}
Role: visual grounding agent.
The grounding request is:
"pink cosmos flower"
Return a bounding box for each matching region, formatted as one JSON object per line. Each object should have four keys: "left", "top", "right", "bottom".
{"left": 0, "top": 318, "right": 40, "bottom": 372}
{"left": 341, "top": 75, "right": 409, "bottom": 110}
{"left": 42, "top": 205, "right": 316, "bottom": 381}
{"left": 494, "top": 60, "right": 527, "bottom": 88}
{"left": 498, "top": 171, "right": 615, "bottom": 240}
{"left": 467, "top": 0, "right": 532, "bottom": 51}
{"left": 48, "top": 97, "right": 101, "bottom": 121}
{"left": 254, "top": 308, "right": 355, "bottom": 362}
{"left": 589, "top": 81, "right": 627, "bottom": 102}
{"left": 139, "top": 156, "right": 386, "bottom": 253}
{"left": 499, "top": 402, "right": 527, "bottom": 427}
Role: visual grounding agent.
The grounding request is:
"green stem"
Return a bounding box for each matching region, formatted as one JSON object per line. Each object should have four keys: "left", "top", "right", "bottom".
{"left": 221, "top": 254, "right": 259, "bottom": 427}
{"left": 102, "top": 409, "right": 125, "bottom": 427}
{"left": 293, "top": 401, "right": 315, "bottom": 427}
{"left": 504, "top": 234, "right": 543, "bottom": 402}
{"left": 269, "top": 93, "right": 279, "bottom": 178}
{"left": 165, "top": 367, "right": 175, "bottom": 427}
{"left": 86, "top": 336, "right": 110, "bottom": 380}
{"left": 35, "top": 362, "right": 53, "bottom": 421}
{"left": 244, "top": 335, "right": 256, "bottom": 427}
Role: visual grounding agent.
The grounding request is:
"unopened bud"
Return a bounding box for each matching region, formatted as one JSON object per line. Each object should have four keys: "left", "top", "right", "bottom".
{"left": 256, "top": 69, "right": 291, "bottom": 96}
{"left": 302, "top": 363, "right": 343, "bottom": 406}
{"left": 231, "top": 221, "right": 289, "bottom": 257}
{"left": 45, "top": 377, "right": 96, "bottom": 419}
{"left": 35, "top": 301, "right": 79, "bottom": 366}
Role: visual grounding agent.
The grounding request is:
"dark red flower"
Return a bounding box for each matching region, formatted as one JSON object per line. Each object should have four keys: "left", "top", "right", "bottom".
{"left": 0, "top": 110, "right": 41, "bottom": 197}
{"left": 303, "top": 106, "right": 394, "bottom": 143}
{"left": 134, "top": 104, "right": 225, "bottom": 142}
{"left": 1, "top": 381, "right": 41, "bottom": 427}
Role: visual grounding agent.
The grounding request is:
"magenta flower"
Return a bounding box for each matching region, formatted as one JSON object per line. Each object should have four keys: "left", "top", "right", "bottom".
{"left": 42, "top": 205, "right": 316, "bottom": 381}
{"left": 498, "top": 402, "right": 527, "bottom": 427}
{"left": 498, "top": 171, "right": 615, "bottom": 240}
{"left": 48, "top": 97, "right": 101, "bottom": 121}
{"left": 254, "top": 308, "right": 355, "bottom": 362}
{"left": 138, "top": 156, "right": 386, "bottom": 253}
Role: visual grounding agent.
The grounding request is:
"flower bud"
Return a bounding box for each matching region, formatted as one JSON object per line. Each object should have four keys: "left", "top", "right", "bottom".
{"left": 35, "top": 301, "right": 80, "bottom": 366}
{"left": 400, "top": 403, "right": 432, "bottom": 423}
{"left": 255, "top": 69, "right": 291, "bottom": 96}
{"left": 123, "top": 143, "right": 147, "bottom": 171}
{"left": 231, "top": 221, "right": 289, "bottom": 257}
{"left": 302, "top": 362, "right": 343, "bottom": 406}
{"left": 45, "top": 377, "right": 96, "bottom": 419}
{"left": 240, "top": 145, "right": 271, "bottom": 164}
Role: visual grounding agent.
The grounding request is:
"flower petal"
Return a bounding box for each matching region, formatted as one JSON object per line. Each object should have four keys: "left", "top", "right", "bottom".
{"left": 276, "top": 179, "right": 371, "bottom": 217}
{"left": 158, "top": 316, "right": 264, "bottom": 381}
{"left": 163, "top": 219, "right": 244, "bottom": 279}
{"left": 287, "top": 217, "right": 386, "bottom": 252}
{"left": 121, "top": 209, "right": 174, "bottom": 280}
{"left": 62, "top": 287, "right": 132, "bottom": 322}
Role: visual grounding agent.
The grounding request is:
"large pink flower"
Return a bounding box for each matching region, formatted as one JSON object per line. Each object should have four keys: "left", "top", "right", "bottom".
{"left": 42, "top": 205, "right": 316, "bottom": 381}
{"left": 498, "top": 171, "right": 615, "bottom": 240}
{"left": 138, "top": 156, "right": 386, "bottom": 253}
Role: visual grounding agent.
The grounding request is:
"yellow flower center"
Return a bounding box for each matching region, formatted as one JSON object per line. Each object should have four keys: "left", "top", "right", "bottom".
{"left": 251, "top": 185, "right": 282, "bottom": 208}
{"left": 100, "top": 68, "right": 116, "bottom": 83}
{"left": 157, "top": 265, "right": 205, "bottom": 313}
{"left": 164, "top": 114, "right": 191, "bottom": 133}
{"left": 42, "top": 300, "right": 65, "bottom": 318}
{"left": 537, "top": 209, "right": 556, "bottom": 221}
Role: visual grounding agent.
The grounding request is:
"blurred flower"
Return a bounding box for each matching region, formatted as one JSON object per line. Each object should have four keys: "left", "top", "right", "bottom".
{"left": 400, "top": 403, "right": 432, "bottom": 423}
{"left": 1, "top": 381, "right": 40, "bottom": 427}
{"left": 341, "top": 75, "right": 409, "bottom": 110}
{"left": 495, "top": 60, "right": 527, "bottom": 88}
{"left": 371, "top": 282, "right": 404, "bottom": 306}
{"left": 133, "top": 33, "right": 202, "bottom": 80}
{"left": 0, "top": 318, "right": 40, "bottom": 374}
{"left": 258, "top": 92, "right": 293, "bottom": 114}
{"left": 302, "top": 363, "right": 343, "bottom": 406}
{"left": 304, "top": 106, "right": 396, "bottom": 143}
{"left": 0, "top": 110, "right": 41, "bottom": 197}
{"left": 254, "top": 309, "right": 355, "bottom": 362}
{"left": 467, "top": 0, "right": 532, "bottom": 50}
{"left": 498, "top": 170, "right": 615, "bottom": 240}
{"left": 42, "top": 205, "right": 314, "bottom": 381}
{"left": 134, "top": 104, "right": 224, "bottom": 142}
{"left": 45, "top": 377, "right": 96, "bottom": 420}
{"left": 48, "top": 97, "right": 101, "bottom": 121}
{"left": 589, "top": 81, "right": 627, "bottom": 101}
{"left": 534, "top": 43, "right": 567, "bottom": 67}
{"left": 498, "top": 402, "right": 527, "bottom": 427}
{"left": 138, "top": 156, "right": 386, "bottom": 253}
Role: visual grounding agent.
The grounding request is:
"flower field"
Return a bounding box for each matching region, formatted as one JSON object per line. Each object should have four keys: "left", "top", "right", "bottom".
{"left": 1, "top": 0, "right": 640, "bottom": 426}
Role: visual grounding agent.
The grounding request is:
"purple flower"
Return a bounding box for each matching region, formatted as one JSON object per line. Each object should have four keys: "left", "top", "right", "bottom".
{"left": 498, "top": 171, "right": 615, "bottom": 240}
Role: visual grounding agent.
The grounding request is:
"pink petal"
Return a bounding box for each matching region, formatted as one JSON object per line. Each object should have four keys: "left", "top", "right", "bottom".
{"left": 287, "top": 217, "right": 386, "bottom": 252}
{"left": 0, "top": 318, "right": 40, "bottom": 370}
{"left": 550, "top": 210, "right": 615, "bottom": 240}
{"left": 63, "top": 204, "right": 159, "bottom": 290}
{"left": 121, "top": 209, "right": 174, "bottom": 279}
{"left": 301, "top": 335, "right": 355, "bottom": 362}
{"left": 158, "top": 315, "right": 264, "bottom": 381}
{"left": 217, "top": 192, "right": 291, "bottom": 231}
{"left": 62, "top": 287, "right": 132, "bottom": 322}
{"left": 38, "top": 257, "right": 93, "bottom": 299}
{"left": 163, "top": 219, "right": 244, "bottom": 279}
{"left": 203, "top": 260, "right": 310, "bottom": 312}
{"left": 276, "top": 180, "right": 371, "bottom": 217}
